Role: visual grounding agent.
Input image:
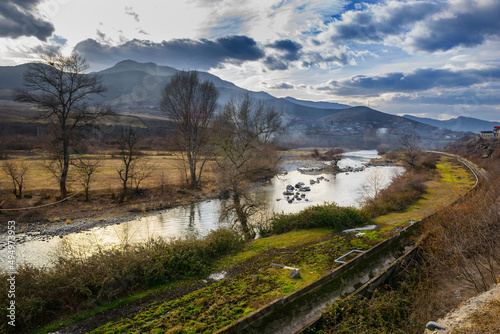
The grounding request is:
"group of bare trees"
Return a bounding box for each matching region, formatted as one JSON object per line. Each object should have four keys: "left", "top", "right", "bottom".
{"left": 161, "top": 72, "right": 282, "bottom": 236}
{"left": 423, "top": 183, "right": 500, "bottom": 292}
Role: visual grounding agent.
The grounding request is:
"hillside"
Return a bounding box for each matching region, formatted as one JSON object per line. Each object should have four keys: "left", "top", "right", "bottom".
{"left": 403, "top": 114, "right": 500, "bottom": 133}
{"left": 322, "top": 106, "right": 436, "bottom": 132}
{"left": 0, "top": 60, "right": 342, "bottom": 120}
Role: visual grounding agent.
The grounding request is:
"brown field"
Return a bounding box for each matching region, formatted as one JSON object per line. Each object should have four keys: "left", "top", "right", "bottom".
{"left": 0, "top": 150, "right": 221, "bottom": 225}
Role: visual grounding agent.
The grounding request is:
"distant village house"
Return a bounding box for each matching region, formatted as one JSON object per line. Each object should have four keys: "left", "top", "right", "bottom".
{"left": 479, "top": 126, "right": 500, "bottom": 139}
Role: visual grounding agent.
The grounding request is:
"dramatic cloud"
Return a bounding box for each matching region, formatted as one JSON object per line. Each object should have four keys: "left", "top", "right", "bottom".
{"left": 405, "top": 0, "right": 500, "bottom": 52}
{"left": 74, "top": 35, "right": 266, "bottom": 70}
{"left": 266, "top": 82, "right": 296, "bottom": 89}
{"left": 267, "top": 40, "right": 302, "bottom": 61}
{"left": 264, "top": 56, "right": 289, "bottom": 71}
{"left": 0, "top": 0, "right": 55, "bottom": 40}
{"left": 318, "top": 66, "right": 500, "bottom": 96}
{"left": 324, "top": 0, "right": 500, "bottom": 53}
{"left": 391, "top": 83, "right": 500, "bottom": 106}
{"left": 327, "top": 1, "right": 438, "bottom": 44}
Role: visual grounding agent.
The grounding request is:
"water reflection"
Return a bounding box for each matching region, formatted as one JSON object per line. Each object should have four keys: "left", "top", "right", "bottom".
{"left": 0, "top": 150, "right": 403, "bottom": 269}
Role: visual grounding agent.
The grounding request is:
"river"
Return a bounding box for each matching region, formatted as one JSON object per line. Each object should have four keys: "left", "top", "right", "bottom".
{"left": 0, "top": 150, "right": 403, "bottom": 270}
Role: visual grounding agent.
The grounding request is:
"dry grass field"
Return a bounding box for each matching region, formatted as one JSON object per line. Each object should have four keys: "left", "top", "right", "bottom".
{"left": 0, "top": 150, "right": 221, "bottom": 225}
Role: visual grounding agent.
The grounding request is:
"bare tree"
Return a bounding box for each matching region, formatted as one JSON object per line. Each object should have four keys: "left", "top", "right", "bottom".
{"left": 423, "top": 187, "right": 500, "bottom": 292}
{"left": 131, "top": 160, "right": 155, "bottom": 192}
{"left": 71, "top": 154, "right": 103, "bottom": 201}
{"left": 2, "top": 161, "right": 28, "bottom": 199}
{"left": 312, "top": 148, "right": 321, "bottom": 159}
{"left": 161, "top": 71, "right": 218, "bottom": 189}
{"left": 117, "top": 127, "right": 142, "bottom": 202}
{"left": 362, "top": 168, "right": 386, "bottom": 205}
{"left": 15, "top": 53, "right": 106, "bottom": 198}
{"left": 212, "top": 93, "right": 282, "bottom": 237}
{"left": 324, "top": 148, "right": 344, "bottom": 169}
{"left": 399, "top": 134, "right": 422, "bottom": 168}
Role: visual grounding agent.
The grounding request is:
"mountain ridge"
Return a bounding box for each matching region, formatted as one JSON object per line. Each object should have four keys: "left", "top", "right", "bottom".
{"left": 0, "top": 60, "right": 476, "bottom": 148}
{"left": 403, "top": 115, "right": 500, "bottom": 133}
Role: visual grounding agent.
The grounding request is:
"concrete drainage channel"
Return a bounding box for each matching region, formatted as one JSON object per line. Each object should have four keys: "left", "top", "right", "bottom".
{"left": 216, "top": 221, "right": 422, "bottom": 334}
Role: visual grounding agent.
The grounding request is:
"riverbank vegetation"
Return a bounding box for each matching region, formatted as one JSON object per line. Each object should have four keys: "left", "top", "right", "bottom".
{"left": 269, "top": 203, "right": 371, "bottom": 235}
{"left": 0, "top": 228, "right": 244, "bottom": 333}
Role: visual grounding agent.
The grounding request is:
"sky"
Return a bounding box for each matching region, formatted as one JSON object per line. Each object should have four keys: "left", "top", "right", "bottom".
{"left": 1, "top": 0, "right": 499, "bottom": 121}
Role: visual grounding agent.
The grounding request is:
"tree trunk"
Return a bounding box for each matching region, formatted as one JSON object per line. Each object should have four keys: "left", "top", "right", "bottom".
{"left": 189, "top": 152, "right": 197, "bottom": 189}
{"left": 233, "top": 190, "right": 251, "bottom": 237}
{"left": 120, "top": 178, "right": 127, "bottom": 202}
{"left": 61, "top": 137, "right": 69, "bottom": 199}
{"left": 60, "top": 176, "right": 67, "bottom": 199}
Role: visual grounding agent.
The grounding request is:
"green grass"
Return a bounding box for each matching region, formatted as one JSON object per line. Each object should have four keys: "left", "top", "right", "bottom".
{"left": 374, "top": 156, "right": 475, "bottom": 227}
{"left": 87, "top": 230, "right": 376, "bottom": 334}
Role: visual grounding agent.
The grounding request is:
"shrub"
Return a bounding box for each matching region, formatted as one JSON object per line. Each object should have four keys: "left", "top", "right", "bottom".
{"left": 270, "top": 203, "right": 372, "bottom": 234}
{"left": 365, "top": 172, "right": 429, "bottom": 217}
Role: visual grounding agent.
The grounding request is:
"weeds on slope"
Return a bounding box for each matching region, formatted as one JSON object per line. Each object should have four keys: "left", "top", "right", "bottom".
{"left": 0, "top": 228, "right": 244, "bottom": 333}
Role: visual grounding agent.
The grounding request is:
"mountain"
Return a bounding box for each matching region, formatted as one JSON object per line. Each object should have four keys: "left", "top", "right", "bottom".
{"left": 403, "top": 115, "right": 500, "bottom": 133}
{"left": 0, "top": 64, "right": 29, "bottom": 99}
{"left": 283, "top": 96, "right": 350, "bottom": 110}
{"left": 0, "top": 60, "right": 352, "bottom": 120}
{"left": 319, "top": 106, "right": 443, "bottom": 134}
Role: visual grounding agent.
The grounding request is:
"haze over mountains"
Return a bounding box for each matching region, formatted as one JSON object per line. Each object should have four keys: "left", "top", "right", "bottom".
{"left": 0, "top": 60, "right": 487, "bottom": 148}
{"left": 403, "top": 115, "right": 500, "bottom": 133}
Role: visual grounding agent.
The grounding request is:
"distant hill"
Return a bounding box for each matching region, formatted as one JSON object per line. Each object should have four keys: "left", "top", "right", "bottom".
{"left": 320, "top": 106, "right": 440, "bottom": 133}
{"left": 403, "top": 115, "right": 500, "bottom": 133}
{"left": 282, "top": 96, "right": 350, "bottom": 110}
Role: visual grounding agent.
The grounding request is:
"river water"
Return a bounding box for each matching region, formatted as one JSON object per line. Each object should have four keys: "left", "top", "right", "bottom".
{"left": 0, "top": 150, "right": 403, "bottom": 270}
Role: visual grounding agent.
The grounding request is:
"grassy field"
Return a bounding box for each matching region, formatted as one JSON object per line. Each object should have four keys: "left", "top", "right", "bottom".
{"left": 86, "top": 230, "right": 376, "bottom": 334}
{"left": 0, "top": 151, "right": 216, "bottom": 192}
{"left": 374, "top": 156, "right": 476, "bottom": 227}
{"left": 0, "top": 150, "right": 222, "bottom": 226}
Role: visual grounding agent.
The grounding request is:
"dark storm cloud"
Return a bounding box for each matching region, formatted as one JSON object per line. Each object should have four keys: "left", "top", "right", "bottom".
{"left": 264, "top": 56, "right": 288, "bottom": 71}
{"left": 0, "top": 0, "right": 55, "bottom": 40}
{"left": 74, "top": 36, "right": 265, "bottom": 70}
{"left": 329, "top": 1, "right": 438, "bottom": 43}
{"left": 263, "top": 40, "right": 303, "bottom": 71}
{"left": 329, "top": 0, "right": 500, "bottom": 53}
{"left": 406, "top": 1, "right": 500, "bottom": 52}
{"left": 267, "top": 39, "right": 302, "bottom": 61}
{"left": 318, "top": 67, "right": 500, "bottom": 96}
